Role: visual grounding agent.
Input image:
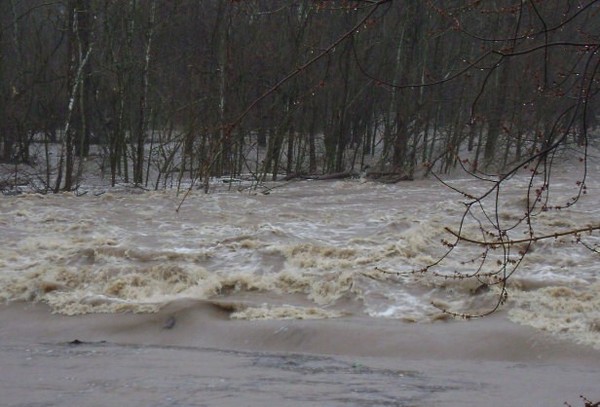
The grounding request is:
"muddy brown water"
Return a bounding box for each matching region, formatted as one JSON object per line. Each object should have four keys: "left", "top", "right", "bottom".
{"left": 1, "top": 161, "right": 599, "bottom": 406}
{"left": 1, "top": 301, "right": 599, "bottom": 407}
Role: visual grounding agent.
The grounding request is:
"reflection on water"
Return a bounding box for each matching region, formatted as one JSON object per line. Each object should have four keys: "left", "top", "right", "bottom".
{"left": 1, "top": 163, "right": 599, "bottom": 348}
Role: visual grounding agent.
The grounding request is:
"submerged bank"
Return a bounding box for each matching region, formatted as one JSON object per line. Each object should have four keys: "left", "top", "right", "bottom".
{"left": 1, "top": 301, "right": 599, "bottom": 407}
{"left": 3, "top": 300, "right": 600, "bottom": 363}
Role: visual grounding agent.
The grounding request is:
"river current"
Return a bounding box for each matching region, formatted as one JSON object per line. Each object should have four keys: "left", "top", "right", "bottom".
{"left": 1, "top": 159, "right": 598, "bottom": 350}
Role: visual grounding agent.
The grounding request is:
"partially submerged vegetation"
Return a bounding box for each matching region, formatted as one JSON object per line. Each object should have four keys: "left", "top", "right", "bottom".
{"left": 1, "top": 1, "right": 599, "bottom": 321}
{"left": 1, "top": 1, "right": 598, "bottom": 193}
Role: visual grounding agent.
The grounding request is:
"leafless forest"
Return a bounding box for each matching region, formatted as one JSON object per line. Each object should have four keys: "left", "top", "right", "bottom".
{"left": 0, "top": 0, "right": 599, "bottom": 192}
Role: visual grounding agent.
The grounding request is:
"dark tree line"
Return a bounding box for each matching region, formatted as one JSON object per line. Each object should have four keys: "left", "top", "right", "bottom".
{"left": 1, "top": 0, "right": 598, "bottom": 191}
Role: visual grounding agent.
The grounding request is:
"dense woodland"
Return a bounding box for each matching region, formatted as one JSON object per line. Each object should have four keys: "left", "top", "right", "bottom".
{"left": 0, "top": 0, "right": 599, "bottom": 192}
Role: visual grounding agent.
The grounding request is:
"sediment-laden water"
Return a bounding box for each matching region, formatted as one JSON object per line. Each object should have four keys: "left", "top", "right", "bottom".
{"left": 1, "top": 158, "right": 599, "bottom": 350}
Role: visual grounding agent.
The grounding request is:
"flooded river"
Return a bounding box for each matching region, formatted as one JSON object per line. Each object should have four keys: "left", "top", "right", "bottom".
{"left": 1, "top": 157, "right": 599, "bottom": 406}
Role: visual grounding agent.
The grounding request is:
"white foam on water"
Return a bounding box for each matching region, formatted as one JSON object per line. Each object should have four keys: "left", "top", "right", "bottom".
{"left": 1, "top": 163, "right": 599, "bottom": 348}
{"left": 509, "top": 282, "right": 600, "bottom": 349}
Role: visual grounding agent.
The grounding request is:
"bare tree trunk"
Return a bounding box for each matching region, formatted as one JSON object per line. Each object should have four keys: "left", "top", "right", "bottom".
{"left": 133, "top": 0, "right": 156, "bottom": 185}
{"left": 0, "top": 15, "right": 7, "bottom": 163}
{"left": 55, "top": 2, "right": 93, "bottom": 192}
{"left": 75, "top": 0, "right": 92, "bottom": 159}
{"left": 286, "top": 126, "right": 295, "bottom": 175}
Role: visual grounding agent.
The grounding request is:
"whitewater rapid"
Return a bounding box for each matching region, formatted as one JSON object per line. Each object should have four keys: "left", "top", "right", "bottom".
{"left": 1, "top": 163, "right": 598, "bottom": 349}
